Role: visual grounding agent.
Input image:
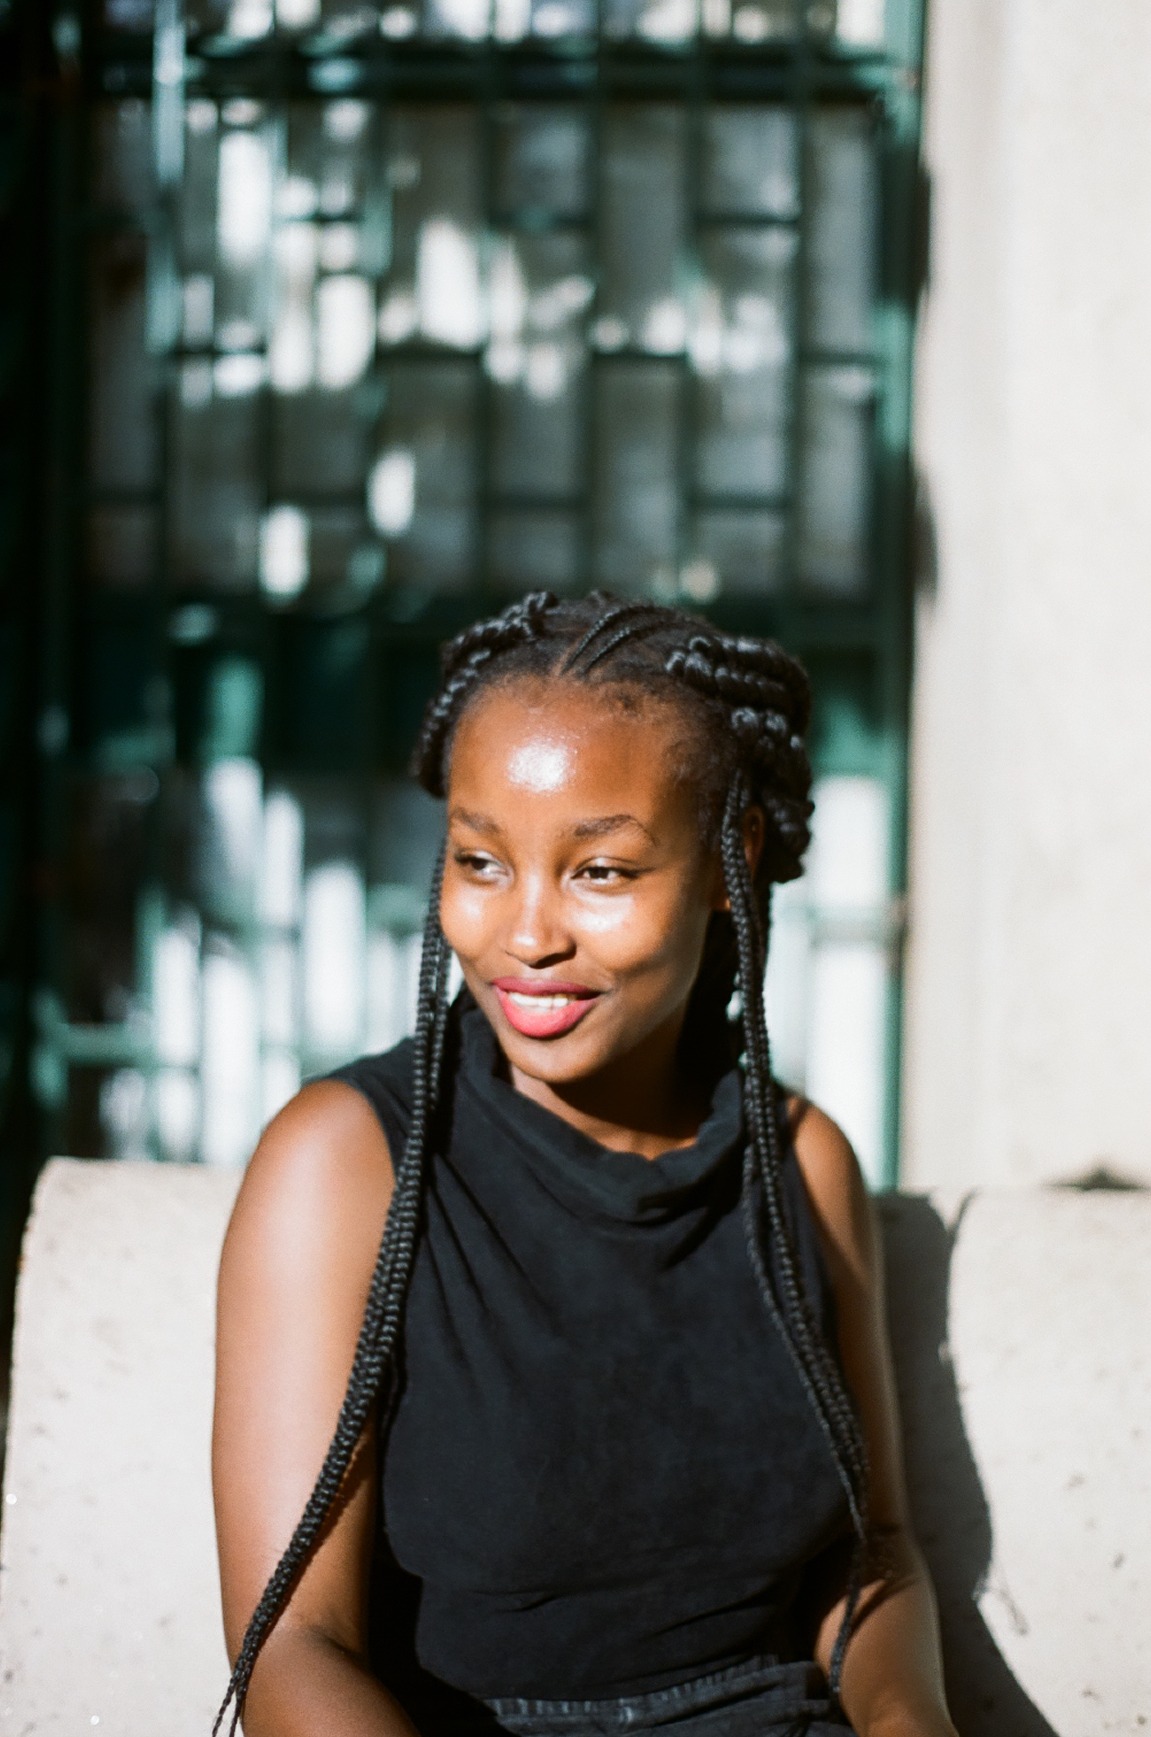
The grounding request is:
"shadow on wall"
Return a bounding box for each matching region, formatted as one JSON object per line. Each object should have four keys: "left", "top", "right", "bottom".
{"left": 879, "top": 1197, "right": 1057, "bottom": 1737}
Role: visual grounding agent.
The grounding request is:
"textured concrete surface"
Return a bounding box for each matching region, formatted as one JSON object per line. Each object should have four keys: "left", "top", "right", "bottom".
{"left": 1, "top": 1165, "right": 1149, "bottom": 1734}
{"left": 882, "top": 1189, "right": 1151, "bottom": 1737}
{"left": 905, "top": 0, "right": 1151, "bottom": 1189}
{"left": 0, "top": 1160, "right": 240, "bottom": 1737}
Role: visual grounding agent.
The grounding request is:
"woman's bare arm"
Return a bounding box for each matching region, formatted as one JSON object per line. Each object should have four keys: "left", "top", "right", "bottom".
{"left": 213, "top": 1081, "right": 420, "bottom": 1737}
{"left": 792, "top": 1103, "right": 959, "bottom": 1737}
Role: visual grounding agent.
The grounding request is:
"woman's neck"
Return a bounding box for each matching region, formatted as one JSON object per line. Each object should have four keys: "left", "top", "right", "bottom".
{"left": 505, "top": 1013, "right": 715, "bottom": 1161}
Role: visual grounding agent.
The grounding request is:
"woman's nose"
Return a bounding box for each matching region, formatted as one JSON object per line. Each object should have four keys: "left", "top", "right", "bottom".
{"left": 506, "top": 877, "right": 574, "bottom": 966}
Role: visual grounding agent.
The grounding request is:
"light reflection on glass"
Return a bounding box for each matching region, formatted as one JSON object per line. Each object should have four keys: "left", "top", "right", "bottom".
{"left": 260, "top": 505, "right": 310, "bottom": 598}
{"left": 416, "top": 219, "right": 484, "bottom": 348}
{"left": 315, "top": 273, "right": 375, "bottom": 386}
{"left": 302, "top": 860, "right": 367, "bottom": 1058}
{"left": 153, "top": 909, "right": 202, "bottom": 1067}
{"left": 201, "top": 939, "right": 261, "bottom": 1167}
{"left": 368, "top": 450, "right": 417, "bottom": 537}
{"left": 803, "top": 776, "right": 890, "bottom": 1188}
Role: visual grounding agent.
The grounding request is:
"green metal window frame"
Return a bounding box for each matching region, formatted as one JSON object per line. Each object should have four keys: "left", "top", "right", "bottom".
{"left": 13, "top": 0, "right": 925, "bottom": 1211}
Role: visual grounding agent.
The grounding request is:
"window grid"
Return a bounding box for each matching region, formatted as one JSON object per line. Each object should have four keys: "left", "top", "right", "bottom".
{"left": 29, "top": 0, "right": 924, "bottom": 1184}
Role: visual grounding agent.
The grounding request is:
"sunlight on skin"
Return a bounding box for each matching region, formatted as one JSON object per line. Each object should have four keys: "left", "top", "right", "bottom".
{"left": 505, "top": 737, "right": 575, "bottom": 794}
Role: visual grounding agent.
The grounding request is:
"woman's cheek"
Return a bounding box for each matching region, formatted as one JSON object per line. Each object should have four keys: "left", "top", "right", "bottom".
{"left": 573, "top": 890, "right": 683, "bottom": 972}
{"left": 439, "top": 882, "right": 494, "bottom": 958}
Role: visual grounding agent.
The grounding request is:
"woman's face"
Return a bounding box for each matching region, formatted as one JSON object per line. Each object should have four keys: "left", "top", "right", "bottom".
{"left": 441, "top": 677, "right": 725, "bottom": 1099}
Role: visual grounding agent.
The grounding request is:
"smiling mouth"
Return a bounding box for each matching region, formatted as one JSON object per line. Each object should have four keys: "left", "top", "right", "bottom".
{"left": 491, "top": 981, "right": 602, "bottom": 1039}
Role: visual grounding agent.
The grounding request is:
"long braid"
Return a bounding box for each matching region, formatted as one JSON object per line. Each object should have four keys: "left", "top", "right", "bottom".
{"left": 214, "top": 591, "right": 872, "bottom": 1727}
{"left": 214, "top": 595, "right": 564, "bottom": 1731}
{"left": 722, "top": 788, "right": 867, "bottom": 1499}
{"left": 559, "top": 607, "right": 871, "bottom": 1692}
{"left": 719, "top": 789, "right": 868, "bottom": 1695}
{"left": 213, "top": 848, "right": 452, "bottom": 1736}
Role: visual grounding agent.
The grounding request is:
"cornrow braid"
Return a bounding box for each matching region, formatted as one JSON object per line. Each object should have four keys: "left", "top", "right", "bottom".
{"left": 415, "top": 590, "right": 559, "bottom": 799}
{"left": 215, "top": 591, "right": 868, "bottom": 1730}
{"left": 560, "top": 601, "right": 667, "bottom": 675}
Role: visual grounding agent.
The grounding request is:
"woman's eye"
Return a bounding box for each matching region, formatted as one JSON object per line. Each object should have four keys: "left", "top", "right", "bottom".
{"left": 578, "top": 862, "right": 634, "bottom": 884}
{"left": 453, "top": 849, "right": 501, "bottom": 876}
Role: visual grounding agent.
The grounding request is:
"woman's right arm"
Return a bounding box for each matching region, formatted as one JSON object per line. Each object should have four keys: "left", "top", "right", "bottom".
{"left": 213, "top": 1080, "right": 421, "bottom": 1737}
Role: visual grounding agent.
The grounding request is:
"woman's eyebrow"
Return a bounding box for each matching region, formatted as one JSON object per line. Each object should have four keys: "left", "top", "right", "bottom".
{"left": 448, "top": 806, "right": 502, "bottom": 835}
{"left": 572, "top": 813, "right": 657, "bottom": 844}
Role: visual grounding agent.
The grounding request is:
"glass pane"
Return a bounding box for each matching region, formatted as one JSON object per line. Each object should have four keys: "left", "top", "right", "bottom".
{"left": 694, "top": 228, "right": 795, "bottom": 497}
{"left": 370, "top": 778, "right": 443, "bottom": 892}
{"left": 214, "top": 108, "right": 274, "bottom": 353}
{"left": 89, "top": 234, "right": 157, "bottom": 493}
{"left": 307, "top": 511, "right": 383, "bottom": 602}
{"left": 797, "top": 363, "right": 873, "bottom": 593}
{"left": 186, "top": 0, "right": 274, "bottom": 32}
{"left": 603, "top": 0, "right": 697, "bottom": 43}
{"left": 370, "top": 364, "right": 477, "bottom": 590}
{"left": 273, "top": 383, "right": 367, "bottom": 495}
{"left": 170, "top": 364, "right": 262, "bottom": 589}
{"left": 381, "top": 107, "right": 483, "bottom": 350}
{"left": 494, "top": 106, "right": 590, "bottom": 219}
{"left": 694, "top": 509, "right": 786, "bottom": 595}
{"left": 832, "top": 0, "right": 886, "bottom": 48}
{"left": 320, "top": 1, "right": 379, "bottom": 32}
{"left": 490, "top": 511, "right": 580, "bottom": 594}
{"left": 418, "top": 0, "right": 492, "bottom": 42}
{"left": 598, "top": 108, "right": 686, "bottom": 354}
{"left": 104, "top": 0, "right": 155, "bottom": 27}
{"left": 595, "top": 363, "right": 678, "bottom": 592}
{"left": 64, "top": 775, "right": 154, "bottom": 1027}
{"left": 88, "top": 507, "right": 157, "bottom": 590}
{"left": 701, "top": 108, "right": 798, "bottom": 218}
{"left": 808, "top": 108, "right": 877, "bottom": 354}
{"left": 180, "top": 101, "right": 220, "bottom": 278}
{"left": 489, "top": 0, "right": 595, "bottom": 39}
{"left": 701, "top": 0, "right": 796, "bottom": 41}
{"left": 490, "top": 233, "right": 590, "bottom": 498}
{"left": 284, "top": 99, "right": 374, "bottom": 227}
{"left": 94, "top": 100, "right": 154, "bottom": 215}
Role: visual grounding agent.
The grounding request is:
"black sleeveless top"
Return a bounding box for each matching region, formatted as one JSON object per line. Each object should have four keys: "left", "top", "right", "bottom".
{"left": 332, "top": 1000, "right": 851, "bottom": 1705}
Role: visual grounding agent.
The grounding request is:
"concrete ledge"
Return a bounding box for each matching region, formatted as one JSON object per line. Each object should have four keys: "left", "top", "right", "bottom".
{"left": 0, "top": 1161, "right": 240, "bottom": 1737}
{"left": 882, "top": 1190, "right": 1151, "bottom": 1736}
{"left": 1, "top": 1164, "right": 1149, "bottom": 1734}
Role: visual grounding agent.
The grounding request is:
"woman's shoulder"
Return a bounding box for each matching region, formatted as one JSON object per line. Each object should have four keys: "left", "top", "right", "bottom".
{"left": 221, "top": 1064, "right": 401, "bottom": 1299}
{"left": 327, "top": 1033, "right": 417, "bottom": 1117}
{"left": 781, "top": 1092, "right": 874, "bottom": 1289}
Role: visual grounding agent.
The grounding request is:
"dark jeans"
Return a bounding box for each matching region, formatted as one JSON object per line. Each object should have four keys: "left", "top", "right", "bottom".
{"left": 428, "top": 1657, "right": 854, "bottom": 1737}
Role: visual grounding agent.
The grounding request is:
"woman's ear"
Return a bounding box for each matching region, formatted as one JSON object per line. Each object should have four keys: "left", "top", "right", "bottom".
{"left": 711, "top": 804, "right": 766, "bottom": 911}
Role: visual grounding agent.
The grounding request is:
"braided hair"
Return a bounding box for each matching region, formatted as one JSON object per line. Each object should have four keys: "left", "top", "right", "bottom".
{"left": 213, "top": 591, "right": 869, "bottom": 1735}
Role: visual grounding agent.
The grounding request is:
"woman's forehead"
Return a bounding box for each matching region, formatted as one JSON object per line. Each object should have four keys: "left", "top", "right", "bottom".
{"left": 448, "top": 677, "right": 695, "bottom": 805}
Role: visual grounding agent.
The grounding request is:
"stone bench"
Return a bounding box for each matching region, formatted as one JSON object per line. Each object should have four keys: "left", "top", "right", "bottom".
{"left": 0, "top": 1161, "right": 1147, "bottom": 1735}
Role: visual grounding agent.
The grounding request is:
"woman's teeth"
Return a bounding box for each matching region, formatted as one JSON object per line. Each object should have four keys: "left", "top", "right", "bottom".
{"left": 506, "top": 992, "right": 581, "bottom": 1010}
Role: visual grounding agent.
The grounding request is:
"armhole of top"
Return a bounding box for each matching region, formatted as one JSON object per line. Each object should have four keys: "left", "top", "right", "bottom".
{"left": 775, "top": 1099, "right": 841, "bottom": 1347}
{"left": 326, "top": 1047, "right": 415, "bottom": 1176}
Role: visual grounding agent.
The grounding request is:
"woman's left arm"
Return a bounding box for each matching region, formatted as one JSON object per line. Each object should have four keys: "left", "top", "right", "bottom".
{"left": 792, "top": 1102, "right": 959, "bottom": 1737}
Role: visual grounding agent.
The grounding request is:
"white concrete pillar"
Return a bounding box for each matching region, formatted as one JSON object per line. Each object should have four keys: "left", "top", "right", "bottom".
{"left": 904, "top": 0, "right": 1151, "bottom": 1188}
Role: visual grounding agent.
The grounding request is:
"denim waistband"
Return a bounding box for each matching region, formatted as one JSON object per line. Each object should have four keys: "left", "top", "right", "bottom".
{"left": 479, "top": 1656, "right": 851, "bottom": 1737}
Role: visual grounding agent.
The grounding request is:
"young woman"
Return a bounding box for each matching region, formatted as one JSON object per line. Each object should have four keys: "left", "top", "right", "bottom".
{"left": 212, "top": 592, "right": 959, "bottom": 1737}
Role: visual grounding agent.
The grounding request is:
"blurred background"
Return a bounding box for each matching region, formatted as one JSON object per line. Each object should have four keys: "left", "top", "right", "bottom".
{"left": 0, "top": 0, "right": 919, "bottom": 1220}
{"left": 3, "top": 0, "right": 1150, "bottom": 1357}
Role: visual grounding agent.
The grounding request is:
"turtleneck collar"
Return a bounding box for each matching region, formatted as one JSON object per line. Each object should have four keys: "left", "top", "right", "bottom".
{"left": 453, "top": 998, "right": 745, "bottom": 1227}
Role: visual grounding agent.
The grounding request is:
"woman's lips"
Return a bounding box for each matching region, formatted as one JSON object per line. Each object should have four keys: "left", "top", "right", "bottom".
{"left": 491, "top": 980, "right": 602, "bottom": 1040}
